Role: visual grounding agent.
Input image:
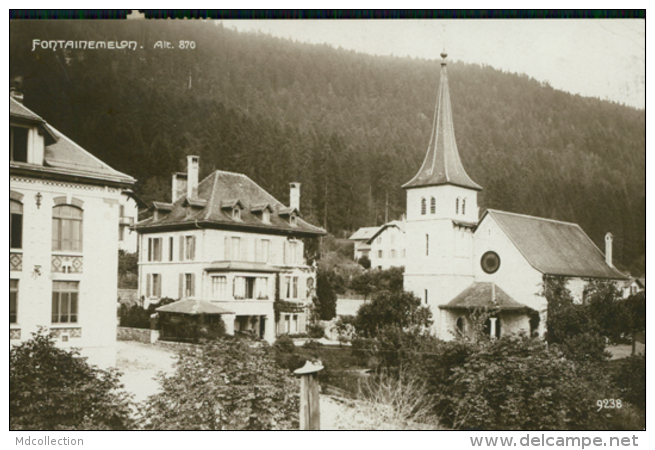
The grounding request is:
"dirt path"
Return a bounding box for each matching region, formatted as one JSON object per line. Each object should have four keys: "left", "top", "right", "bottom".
{"left": 116, "top": 341, "right": 177, "bottom": 402}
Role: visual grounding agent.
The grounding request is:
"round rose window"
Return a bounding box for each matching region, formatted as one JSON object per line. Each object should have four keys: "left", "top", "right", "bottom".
{"left": 481, "top": 251, "right": 501, "bottom": 274}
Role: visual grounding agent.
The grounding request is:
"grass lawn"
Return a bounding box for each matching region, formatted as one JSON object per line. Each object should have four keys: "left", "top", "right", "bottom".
{"left": 607, "top": 342, "right": 645, "bottom": 360}
{"left": 116, "top": 341, "right": 177, "bottom": 402}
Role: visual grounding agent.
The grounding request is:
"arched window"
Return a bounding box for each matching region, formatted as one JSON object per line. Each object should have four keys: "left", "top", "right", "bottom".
{"left": 462, "top": 198, "right": 466, "bottom": 215}
{"left": 52, "top": 205, "right": 83, "bottom": 252}
{"left": 10, "top": 200, "right": 23, "bottom": 249}
{"left": 421, "top": 198, "right": 426, "bottom": 215}
{"left": 455, "top": 198, "right": 459, "bottom": 214}
{"left": 430, "top": 197, "right": 436, "bottom": 214}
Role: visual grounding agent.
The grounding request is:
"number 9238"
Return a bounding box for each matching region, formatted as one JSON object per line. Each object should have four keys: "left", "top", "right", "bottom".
{"left": 597, "top": 399, "right": 622, "bottom": 411}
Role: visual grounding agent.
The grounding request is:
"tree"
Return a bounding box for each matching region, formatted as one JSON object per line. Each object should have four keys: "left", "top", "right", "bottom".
{"left": 586, "top": 279, "right": 627, "bottom": 344}
{"left": 10, "top": 330, "right": 133, "bottom": 430}
{"left": 354, "top": 290, "right": 431, "bottom": 338}
{"left": 314, "top": 266, "right": 339, "bottom": 320}
{"left": 357, "top": 254, "right": 371, "bottom": 269}
{"left": 617, "top": 291, "right": 646, "bottom": 355}
{"left": 140, "top": 337, "right": 299, "bottom": 430}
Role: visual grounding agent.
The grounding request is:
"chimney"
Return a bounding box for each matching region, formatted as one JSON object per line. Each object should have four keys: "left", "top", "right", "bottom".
{"left": 187, "top": 155, "right": 199, "bottom": 199}
{"left": 171, "top": 172, "right": 187, "bottom": 202}
{"left": 10, "top": 77, "right": 24, "bottom": 103}
{"left": 290, "top": 182, "right": 301, "bottom": 211}
{"left": 605, "top": 232, "right": 614, "bottom": 267}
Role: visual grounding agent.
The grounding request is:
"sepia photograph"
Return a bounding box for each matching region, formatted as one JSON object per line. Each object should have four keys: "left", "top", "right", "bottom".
{"left": 8, "top": 10, "right": 645, "bottom": 439}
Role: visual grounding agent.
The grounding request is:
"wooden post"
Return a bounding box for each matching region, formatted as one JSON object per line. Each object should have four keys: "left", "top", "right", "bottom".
{"left": 294, "top": 360, "right": 323, "bottom": 430}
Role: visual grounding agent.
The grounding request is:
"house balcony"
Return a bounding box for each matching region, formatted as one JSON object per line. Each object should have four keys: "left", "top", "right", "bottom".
{"left": 209, "top": 298, "right": 274, "bottom": 317}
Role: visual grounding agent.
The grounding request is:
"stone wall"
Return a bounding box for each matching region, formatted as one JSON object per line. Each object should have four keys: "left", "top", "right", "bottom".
{"left": 117, "top": 326, "right": 157, "bottom": 344}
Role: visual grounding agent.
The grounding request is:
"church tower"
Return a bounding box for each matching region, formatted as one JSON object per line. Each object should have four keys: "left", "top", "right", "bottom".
{"left": 402, "top": 52, "right": 482, "bottom": 338}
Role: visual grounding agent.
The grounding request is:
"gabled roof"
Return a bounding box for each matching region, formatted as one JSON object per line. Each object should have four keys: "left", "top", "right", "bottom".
{"left": 10, "top": 97, "right": 135, "bottom": 186}
{"left": 440, "top": 282, "right": 533, "bottom": 311}
{"left": 366, "top": 220, "right": 406, "bottom": 245}
{"left": 156, "top": 299, "right": 233, "bottom": 315}
{"left": 403, "top": 54, "right": 482, "bottom": 191}
{"left": 136, "top": 170, "right": 325, "bottom": 236}
{"left": 481, "top": 209, "right": 627, "bottom": 280}
{"left": 349, "top": 226, "right": 381, "bottom": 241}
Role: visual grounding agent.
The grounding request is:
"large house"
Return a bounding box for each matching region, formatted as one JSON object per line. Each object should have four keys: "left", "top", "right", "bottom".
{"left": 10, "top": 89, "right": 136, "bottom": 367}
{"left": 366, "top": 219, "right": 406, "bottom": 270}
{"left": 134, "top": 156, "right": 326, "bottom": 342}
{"left": 402, "top": 53, "right": 628, "bottom": 341}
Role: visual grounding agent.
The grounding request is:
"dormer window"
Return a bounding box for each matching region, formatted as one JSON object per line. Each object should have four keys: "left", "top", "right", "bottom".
{"left": 290, "top": 214, "right": 297, "bottom": 227}
{"left": 263, "top": 209, "right": 270, "bottom": 224}
{"left": 10, "top": 126, "right": 29, "bottom": 163}
{"left": 233, "top": 208, "right": 241, "bottom": 221}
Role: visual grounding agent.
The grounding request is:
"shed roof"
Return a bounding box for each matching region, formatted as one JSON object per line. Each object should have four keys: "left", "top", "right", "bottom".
{"left": 482, "top": 209, "right": 627, "bottom": 280}
{"left": 156, "top": 299, "right": 233, "bottom": 315}
{"left": 440, "top": 282, "right": 533, "bottom": 311}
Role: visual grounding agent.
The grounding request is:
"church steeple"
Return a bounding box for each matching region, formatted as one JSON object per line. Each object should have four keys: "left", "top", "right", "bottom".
{"left": 403, "top": 52, "right": 482, "bottom": 191}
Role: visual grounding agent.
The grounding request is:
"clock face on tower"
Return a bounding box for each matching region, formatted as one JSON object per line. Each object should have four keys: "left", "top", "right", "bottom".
{"left": 481, "top": 251, "right": 501, "bottom": 274}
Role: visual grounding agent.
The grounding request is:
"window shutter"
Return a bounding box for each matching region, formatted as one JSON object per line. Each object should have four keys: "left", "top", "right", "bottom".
{"left": 146, "top": 274, "right": 151, "bottom": 297}
{"left": 179, "top": 273, "right": 184, "bottom": 299}
{"left": 283, "top": 241, "right": 288, "bottom": 265}
{"left": 156, "top": 275, "right": 162, "bottom": 297}
{"left": 148, "top": 238, "right": 152, "bottom": 261}
{"left": 191, "top": 236, "right": 196, "bottom": 260}
{"left": 178, "top": 236, "right": 184, "bottom": 261}
{"left": 241, "top": 238, "right": 248, "bottom": 262}
{"left": 225, "top": 237, "right": 231, "bottom": 260}
{"left": 190, "top": 273, "right": 196, "bottom": 297}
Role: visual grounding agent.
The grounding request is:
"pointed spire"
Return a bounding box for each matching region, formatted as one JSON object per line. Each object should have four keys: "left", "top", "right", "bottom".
{"left": 403, "top": 52, "right": 482, "bottom": 191}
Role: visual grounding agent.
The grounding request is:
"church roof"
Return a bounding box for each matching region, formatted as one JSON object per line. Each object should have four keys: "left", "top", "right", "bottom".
{"left": 136, "top": 170, "right": 326, "bottom": 237}
{"left": 482, "top": 209, "right": 627, "bottom": 280}
{"left": 403, "top": 53, "right": 482, "bottom": 191}
{"left": 440, "top": 282, "right": 532, "bottom": 311}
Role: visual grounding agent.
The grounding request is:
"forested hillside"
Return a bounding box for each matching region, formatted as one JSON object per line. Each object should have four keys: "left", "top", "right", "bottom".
{"left": 10, "top": 20, "right": 645, "bottom": 274}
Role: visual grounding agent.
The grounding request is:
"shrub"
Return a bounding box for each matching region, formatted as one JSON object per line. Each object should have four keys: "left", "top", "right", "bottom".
{"left": 612, "top": 355, "right": 645, "bottom": 411}
{"left": 357, "top": 255, "right": 371, "bottom": 269}
{"left": 10, "top": 330, "right": 133, "bottom": 430}
{"left": 445, "top": 335, "right": 615, "bottom": 430}
{"left": 273, "top": 335, "right": 306, "bottom": 372}
{"left": 118, "top": 303, "right": 151, "bottom": 329}
{"left": 140, "top": 338, "right": 300, "bottom": 430}
{"left": 353, "top": 289, "right": 431, "bottom": 338}
{"left": 307, "top": 322, "right": 325, "bottom": 339}
{"left": 553, "top": 332, "right": 611, "bottom": 363}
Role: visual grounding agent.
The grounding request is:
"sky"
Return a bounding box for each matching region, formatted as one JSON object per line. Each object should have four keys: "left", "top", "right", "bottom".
{"left": 224, "top": 19, "right": 645, "bottom": 110}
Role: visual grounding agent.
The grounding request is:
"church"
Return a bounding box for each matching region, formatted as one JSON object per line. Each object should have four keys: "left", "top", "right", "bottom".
{"left": 402, "top": 53, "right": 627, "bottom": 341}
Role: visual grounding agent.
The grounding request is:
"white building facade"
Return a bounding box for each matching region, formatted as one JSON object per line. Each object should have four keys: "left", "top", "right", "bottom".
{"left": 10, "top": 91, "right": 135, "bottom": 368}
{"left": 367, "top": 220, "right": 406, "bottom": 270}
{"left": 135, "top": 157, "right": 325, "bottom": 342}
{"left": 402, "top": 54, "right": 627, "bottom": 341}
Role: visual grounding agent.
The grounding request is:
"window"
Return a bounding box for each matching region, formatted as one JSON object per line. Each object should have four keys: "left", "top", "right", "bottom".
{"left": 233, "top": 208, "right": 241, "bottom": 221}
{"left": 118, "top": 205, "right": 125, "bottom": 241}
{"left": 402, "top": 249, "right": 406, "bottom": 258}
{"left": 421, "top": 198, "right": 426, "bottom": 215}
{"left": 10, "top": 126, "right": 29, "bottom": 163}
{"left": 456, "top": 317, "right": 465, "bottom": 334}
{"left": 481, "top": 251, "right": 501, "bottom": 274}
{"left": 147, "top": 237, "right": 162, "bottom": 261}
{"left": 286, "top": 240, "right": 299, "bottom": 265}
{"left": 292, "top": 277, "right": 299, "bottom": 299}
{"left": 212, "top": 276, "right": 227, "bottom": 299}
{"left": 233, "top": 277, "right": 246, "bottom": 299}
{"left": 10, "top": 200, "right": 23, "bottom": 249}
{"left": 376, "top": 236, "right": 382, "bottom": 244}
{"left": 245, "top": 277, "right": 256, "bottom": 299}
{"left": 52, "top": 205, "right": 83, "bottom": 252}
{"left": 425, "top": 234, "right": 429, "bottom": 256}
{"left": 52, "top": 281, "right": 79, "bottom": 324}
{"left": 455, "top": 198, "right": 459, "bottom": 214}
{"left": 184, "top": 273, "right": 195, "bottom": 298}
{"left": 256, "top": 239, "right": 271, "bottom": 263}
{"left": 10, "top": 280, "right": 18, "bottom": 324}
{"left": 169, "top": 237, "right": 174, "bottom": 261}
{"left": 424, "top": 289, "right": 428, "bottom": 305}
{"left": 377, "top": 250, "right": 383, "bottom": 258}
{"left": 225, "top": 236, "right": 241, "bottom": 261}
{"left": 285, "top": 276, "right": 292, "bottom": 298}
{"left": 262, "top": 210, "right": 270, "bottom": 224}
{"left": 391, "top": 249, "right": 396, "bottom": 259}
{"left": 293, "top": 315, "right": 299, "bottom": 333}
{"left": 285, "top": 315, "right": 291, "bottom": 333}
{"left": 147, "top": 274, "right": 162, "bottom": 297}
{"left": 185, "top": 236, "right": 196, "bottom": 260}
{"left": 290, "top": 215, "right": 297, "bottom": 227}
{"left": 462, "top": 199, "right": 466, "bottom": 215}
{"left": 430, "top": 197, "right": 436, "bottom": 214}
